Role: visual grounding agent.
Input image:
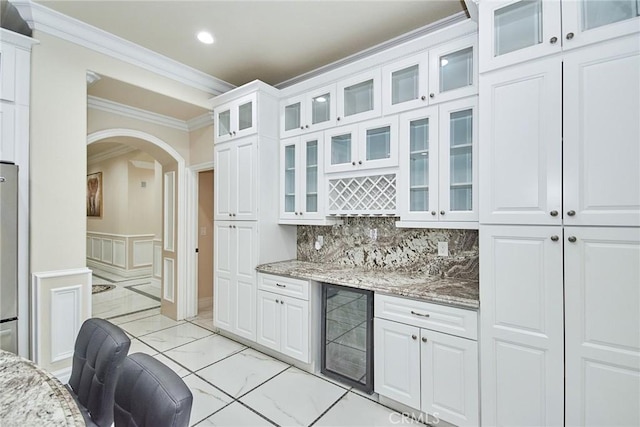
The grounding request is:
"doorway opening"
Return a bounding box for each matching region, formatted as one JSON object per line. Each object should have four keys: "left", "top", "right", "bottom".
{"left": 191, "top": 169, "right": 214, "bottom": 330}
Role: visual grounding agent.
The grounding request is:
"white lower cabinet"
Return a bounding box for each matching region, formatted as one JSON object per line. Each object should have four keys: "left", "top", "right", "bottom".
{"left": 256, "top": 274, "right": 310, "bottom": 363}
{"left": 374, "top": 295, "right": 479, "bottom": 427}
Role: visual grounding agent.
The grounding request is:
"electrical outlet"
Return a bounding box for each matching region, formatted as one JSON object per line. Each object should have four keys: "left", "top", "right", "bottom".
{"left": 369, "top": 228, "right": 378, "bottom": 240}
{"left": 438, "top": 241, "right": 448, "bottom": 256}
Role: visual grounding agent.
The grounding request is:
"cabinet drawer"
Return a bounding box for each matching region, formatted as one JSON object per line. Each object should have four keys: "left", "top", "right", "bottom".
{"left": 375, "top": 294, "right": 477, "bottom": 340}
{"left": 258, "top": 273, "right": 309, "bottom": 300}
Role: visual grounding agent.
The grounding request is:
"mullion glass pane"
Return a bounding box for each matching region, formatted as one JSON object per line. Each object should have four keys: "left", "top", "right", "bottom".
{"left": 218, "top": 110, "right": 231, "bottom": 137}
{"left": 409, "top": 118, "right": 429, "bottom": 212}
{"left": 366, "top": 126, "right": 391, "bottom": 161}
{"left": 494, "top": 0, "right": 543, "bottom": 56}
{"left": 238, "top": 101, "right": 253, "bottom": 131}
{"left": 284, "top": 145, "right": 296, "bottom": 212}
{"left": 392, "top": 64, "right": 420, "bottom": 105}
{"left": 344, "top": 79, "right": 374, "bottom": 116}
{"left": 331, "top": 134, "right": 351, "bottom": 165}
{"left": 582, "top": 0, "right": 639, "bottom": 30}
{"left": 312, "top": 93, "right": 331, "bottom": 124}
{"left": 449, "top": 110, "right": 472, "bottom": 211}
{"left": 285, "top": 103, "right": 301, "bottom": 131}
{"left": 440, "top": 47, "right": 473, "bottom": 93}
{"left": 306, "top": 141, "right": 318, "bottom": 213}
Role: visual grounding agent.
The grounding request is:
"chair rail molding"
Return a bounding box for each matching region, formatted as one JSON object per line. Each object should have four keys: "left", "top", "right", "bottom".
{"left": 87, "top": 128, "right": 193, "bottom": 320}
{"left": 11, "top": 0, "right": 234, "bottom": 95}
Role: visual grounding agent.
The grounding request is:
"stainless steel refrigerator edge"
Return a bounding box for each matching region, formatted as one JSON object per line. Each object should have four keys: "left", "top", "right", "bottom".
{"left": 0, "top": 162, "right": 18, "bottom": 353}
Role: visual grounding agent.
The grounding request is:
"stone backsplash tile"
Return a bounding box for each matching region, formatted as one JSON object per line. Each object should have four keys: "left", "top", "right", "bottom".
{"left": 297, "top": 217, "right": 478, "bottom": 280}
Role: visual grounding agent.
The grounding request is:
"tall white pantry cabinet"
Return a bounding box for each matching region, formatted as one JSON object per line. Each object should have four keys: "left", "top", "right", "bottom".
{"left": 478, "top": 1, "right": 640, "bottom": 426}
{"left": 212, "top": 81, "right": 296, "bottom": 342}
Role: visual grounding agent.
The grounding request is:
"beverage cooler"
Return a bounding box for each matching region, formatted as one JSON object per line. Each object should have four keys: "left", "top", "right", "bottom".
{"left": 0, "top": 161, "right": 18, "bottom": 353}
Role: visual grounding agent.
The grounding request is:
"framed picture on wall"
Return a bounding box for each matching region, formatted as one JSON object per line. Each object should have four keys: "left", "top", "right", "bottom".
{"left": 87, "top": 172, "right": 103, "bottom": 218}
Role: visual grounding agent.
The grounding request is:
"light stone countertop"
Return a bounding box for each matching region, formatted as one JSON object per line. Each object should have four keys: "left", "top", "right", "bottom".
{"left": 256, "top": 260, "right": 479, "bottom": 310}
{"left": 0, "top": 349, "right": 85, "bottom": 426}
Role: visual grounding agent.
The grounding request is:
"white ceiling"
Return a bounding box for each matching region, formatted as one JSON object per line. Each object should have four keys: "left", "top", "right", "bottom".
{"left": 34, "top": 0, "right": 467, "bottom": 87}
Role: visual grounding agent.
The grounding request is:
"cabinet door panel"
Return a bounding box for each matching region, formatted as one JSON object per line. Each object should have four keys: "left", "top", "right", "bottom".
{"left": 374, "top": 318, "right": 421, "bottom": 409}
{"left": 214, "top": 275, "right": 233, "bottom": 332}
{"left": 382, "top": 53, "right": 429, "bottom": 115}
{"left": 214, "top": 144, "right": 233, "bottom": 219}
{"left": 300, "top": 134, "right": 323, "bottom": 218}
{"left": 563, "top": 36, "right": 640, "bottom": 226}
{"left": 421, "top": 330, "right": 478, "bottom": 427}
{"left": 280, "top": 138, "right": 299, "bottom": 220}
{"left": 565, "top": 227, "right": 640, "bottom": 427}
{"left": 256, "top": 290, "right": 280, "bottom": 351}
{"left": 428, "top": 34, "right": 478, "bottom": 104}
{"left": 214, "top": 223, "right": 233, "bottom": 334}
{"left": 280, "top": 296, "right": 309, "bottom": 363}
{"left": 234, "top": 93, "right": 258, "bottom": 139}
{"left": 479, "top": 58, "right": 562, "bottom": 225}
{"left": 561, "top": 0, "right": 640, "bottom": 52}
{"left": 480, "top": 225, "right": 564, "bottom": 427}
{"left": 479, "top": 0, "right": 562, "bottom": 72}
{"left": 234, "top": 138, "right": 257, "bottom": 220}
{"left": 234, "top": 278, "right": 256, "bottom": 341}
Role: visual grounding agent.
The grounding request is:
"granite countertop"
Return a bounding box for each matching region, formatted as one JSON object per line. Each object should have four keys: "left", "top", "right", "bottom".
{"left": 256, "top": 260, "right": 479, "bottom": 309}
{"left": 0, "top": 350, "right": 85, "bottom": 426}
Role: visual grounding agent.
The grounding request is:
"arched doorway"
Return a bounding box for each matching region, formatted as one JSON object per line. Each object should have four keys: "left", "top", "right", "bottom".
{"left": 87, "top": 129, "right": 196, "bottom": 320}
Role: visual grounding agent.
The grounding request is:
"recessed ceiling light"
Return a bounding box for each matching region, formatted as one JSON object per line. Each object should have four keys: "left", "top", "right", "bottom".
{"left": 315, "top": 96, "right": 327, "bottom": 103}
{"left": 197, "top": 31, "right": 214, "bottom": 44}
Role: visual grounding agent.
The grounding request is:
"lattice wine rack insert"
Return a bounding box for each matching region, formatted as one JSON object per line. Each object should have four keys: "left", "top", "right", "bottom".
{"left": 327, "top": 173, "right": 397, "bottom": 215}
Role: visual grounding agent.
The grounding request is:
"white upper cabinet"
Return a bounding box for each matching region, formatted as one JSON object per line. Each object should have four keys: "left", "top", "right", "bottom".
{"left": 480, "top": 0, "right": 640, "bottom": 72}
{"left": 398, "top": 97, "right": 478, "bottom": 226}
{"left": 381, "top": 35, "right": 478, "bottom": 115}
{"left": 214, "top": 92, "right": 257, "bottom": 143}
{"left": 427, "top": 34, "right": 478, "bottom": 104}
{"left": 280, "top": 84, "right": 336, "bottom": 138}
{"left": 324, "top": 116, "right": 398, "bottom": 174}
{"left": 563, "top": 35, "right": 640, "bottom": 227}
{"left": 382, "top": 53, "right": 429, "bottom": 115}
{"left": 480, "top": 0, "right": 562, "bottom": 72}
{"left": 336, "top": 69, "right": 382, "bottom": 125}
{"left": 280, "top": 133, "right": 329, "bottom": 223}
{"left": 479, "top": 57, "right": 562, "bottom": 225}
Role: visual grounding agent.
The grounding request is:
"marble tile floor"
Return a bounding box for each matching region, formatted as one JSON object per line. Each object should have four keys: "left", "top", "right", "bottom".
{"left": 91, "top": 268, "right": 161, "bottom": 319}
{"left": 102, "top": 308, "right": 427, "bottom": 426}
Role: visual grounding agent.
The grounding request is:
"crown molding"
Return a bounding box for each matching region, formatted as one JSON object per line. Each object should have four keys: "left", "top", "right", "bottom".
{"left": 88, "top": 95, "right": 189, "bottom": 132}
{"left": 11, "top": 0, "right": 235, "bottom": 95}
{"left": 186, "top": 112, "right": 214, "bottom": 131}
{"left": 88, "top": 144, "right": 137, "bottom": 165}
{"left": 0, "top": 27, "right": 39, "bottom": 49}
{"left": 274, "top": 11, "right": 469, "bottom": 89}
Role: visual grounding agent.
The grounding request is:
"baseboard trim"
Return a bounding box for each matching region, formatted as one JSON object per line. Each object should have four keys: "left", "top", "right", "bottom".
{"left": 87, "top": 259, "right": 152, "bottom": 278}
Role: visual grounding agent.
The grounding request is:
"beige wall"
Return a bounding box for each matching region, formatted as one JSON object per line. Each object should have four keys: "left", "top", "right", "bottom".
{"left": 87, "top": 150, "right": 162, "bottom": 236}
{"left": 29, "top": 31, "right": 213, "bottom": 274}
{"left": 189, "top": 124, "right": 214, "bottom": 166}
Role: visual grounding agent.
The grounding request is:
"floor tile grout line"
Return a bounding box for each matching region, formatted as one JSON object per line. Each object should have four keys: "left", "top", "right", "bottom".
{"left": 235, "top": 400, "right": 281, "bottom": 426}
{"left": 123, "top": 319, "right": 190, "bottom": 339}
{"left": 231, "top": 363, "right": 292, "bottom": 401}
{"left": 105, "top": 307, "right": 161, "bottom": 322}
{"left": 308, "top": 389, "right": 350, "bottom": 427}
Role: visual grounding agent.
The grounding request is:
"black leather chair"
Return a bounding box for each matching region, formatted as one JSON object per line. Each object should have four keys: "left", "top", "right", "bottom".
{"left": 67, "top": 318, "right": 131, "bottom": 427}
{"left": 114, "top": 352, "right": 193, "bottom": 427}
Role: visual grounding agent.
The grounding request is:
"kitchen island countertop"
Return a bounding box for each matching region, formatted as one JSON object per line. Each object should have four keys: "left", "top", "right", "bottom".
{"left": 256, "top": 259, "right": 479, "bottom": 310}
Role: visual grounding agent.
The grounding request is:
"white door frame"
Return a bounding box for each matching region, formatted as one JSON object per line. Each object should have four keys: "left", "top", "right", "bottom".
{"left": 87, "top": 128, "right": 193, "bottom": 320}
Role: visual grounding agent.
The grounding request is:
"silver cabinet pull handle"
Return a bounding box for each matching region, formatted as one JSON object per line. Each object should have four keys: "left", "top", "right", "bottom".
{"left": 276, "top": 283, "right": 286, "bottom": 288}
{"left": 411, "top": 310, "right": 430, "bottom": 318}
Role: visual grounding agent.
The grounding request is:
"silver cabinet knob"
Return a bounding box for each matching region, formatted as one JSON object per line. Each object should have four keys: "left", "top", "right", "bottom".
{"left": 411, "top": 334, "right": 417, "bottom": 340}
{"left": 351, "top": 161, "right": 356, "bottom": 166}
{"left": 300, "top": 126, "right": 304, "bottom": 130}
{"left": 280, "top": 300, "right": 284, "bottom": 305}
{"left": 431, "top": 211, "right": 436, "bottom": 216}
{"left": 232, "top": 213, "right": 236, "bottom": 217}
{"left": 566, "top": 32, "right": 574, "bottom": 40}
{"left": 358, "top": 160, "right": 363, "bottom": 165}
{"left": 232, "top": 131, "right": 236, "bottom": 136}
{"left": 228, "top": 213, "right": 232, "bottom": 217}
{"left": 299, "top": 212, "right": 303, "bottom": 215}
{"left": 337, "top": 117, "right": 341, "bottom": 121}
{"left": 294, "top": 212, "right": 299, "bottom": 215}
{"left": 305, "top": 125, "right": 309, "bottom": 129}
{"left": 429, "top": 93, "right": 435, "bottom": 98}
{"left": 232, "top": 225, "right": 236, "bottom": 229}
{"left": 422, "top": 337, "right": 427, "bottom": 343}
{"left": 550, "top": 210, "right": 558, "bottom": 217}
{"left": 568, "top": 236, "right": 577, "bottom": 243}
{"left": 551, "top": 235, "right": 559, "bottom": 242}
{"left": 421, "top": 95, "right": 426, "bottom": 101}
{"left": 440, "top": 210, "right": 445, "bottom": 216}
{"left": 567, "top": 210, "right": 576, "bottom": 216}
{"left": 276, "top": 299, "right": 279, "bottom": 303}
{"left": 228, "top": 225, "right": 232, "bottom": 228}
{"left": 550, "top": 36, "right": 558, "bottom": 44}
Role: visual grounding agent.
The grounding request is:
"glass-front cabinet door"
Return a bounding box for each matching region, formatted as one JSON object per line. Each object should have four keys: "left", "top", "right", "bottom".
{"left": 561, "top": 0, "right": 640, "bottom": 51}
{"left": 438, "top": 97, "right": 478, "bottom": 222}
{"left": 337, "top": 69, "right": 381, "bottom": 125}
{"left": 214, "top": 93, "right": 257, "bottom": 143}
{"left": 382, "top": 53, "right": 429, "bottom": 115}
{"left": 280, "top": 134, "right": 325, "bottom": 222}
{"left": 358, "top": 116, "right": 399, "bottom": 170}
{"left": 398, "top": 107, "right": 439, "bottom": 222}
{"left": 325, "top": 125, "right": 358, "bottom": 174}
{"left": 280, "top": 85, "right": 336, "bottom": 138}
{"left": 479, "top": 0, "right": 562, "bottom": 72}
{"left": 428, "top": 34, "right": 477, "bottom": 104}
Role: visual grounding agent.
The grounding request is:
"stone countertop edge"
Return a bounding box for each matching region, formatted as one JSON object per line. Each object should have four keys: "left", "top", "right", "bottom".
{"left": 256, "top": 260, "right": 479, "bottom": 310}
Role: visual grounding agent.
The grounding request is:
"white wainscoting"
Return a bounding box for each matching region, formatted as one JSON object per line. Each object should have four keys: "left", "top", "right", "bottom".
{"left": 32, "top": 268, "right": 91, "bottom": 376}
{"left": 164, "top": 257, "right": 174, "bottom": 302}
{"left": 86, "top": 232, "right": 155, "bottom": 277}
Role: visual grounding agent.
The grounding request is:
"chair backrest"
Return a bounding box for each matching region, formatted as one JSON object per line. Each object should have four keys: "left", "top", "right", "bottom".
{"left": 114, "top": 352, "right": 193, "bottom": 427}
{"left": 68, "top": 318, "right": 131, "bottom": 427}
